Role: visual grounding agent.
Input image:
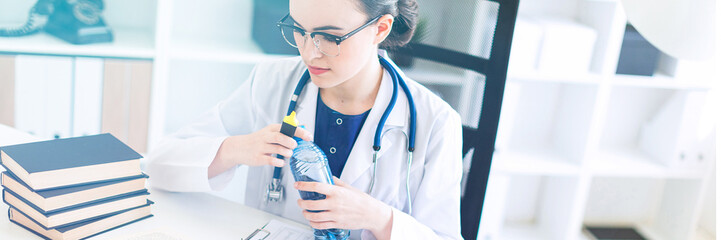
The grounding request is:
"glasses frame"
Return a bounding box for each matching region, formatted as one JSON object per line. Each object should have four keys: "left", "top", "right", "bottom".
{"left": 276, "top": 13, "right": 383, "bottom": 56}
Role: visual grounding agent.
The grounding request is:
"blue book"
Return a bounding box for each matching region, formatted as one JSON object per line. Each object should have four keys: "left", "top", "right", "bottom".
{"left": 9, "top": 201, "right": 153, "bottom": 240}
{"left": 3, "top": 189, "right": 150, "bottom": 229}
{"left": 1, "top": 171, "right": 148, "bottom": 213}
{"left": 0, "top": 133, "right": 143, "bottom": 190}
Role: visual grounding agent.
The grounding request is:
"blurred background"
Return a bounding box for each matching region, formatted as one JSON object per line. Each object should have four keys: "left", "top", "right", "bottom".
{"left": 0, "top": 0, "right": 716, "bottom": 239}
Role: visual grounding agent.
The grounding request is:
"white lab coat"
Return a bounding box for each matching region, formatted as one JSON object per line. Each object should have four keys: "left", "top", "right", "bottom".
{"left": 147, "top": 50, "right": 463, "bottom": 240}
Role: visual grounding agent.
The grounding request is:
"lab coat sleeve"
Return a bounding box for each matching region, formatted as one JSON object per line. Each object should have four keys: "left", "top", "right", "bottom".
{"left": 388, "top": 109, "right": 464, "bottom": 239}
{"left": 146, "top": 66, "right": 262, "bottom": 192}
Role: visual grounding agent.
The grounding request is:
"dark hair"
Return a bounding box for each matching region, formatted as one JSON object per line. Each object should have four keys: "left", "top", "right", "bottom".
{"left": 355, "top": 0, "right": 419, "bottom": 49}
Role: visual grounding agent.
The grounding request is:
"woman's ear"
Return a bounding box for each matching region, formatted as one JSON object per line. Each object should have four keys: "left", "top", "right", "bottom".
{"left": 373, "top": 14, "right": 394, "bottom": 45}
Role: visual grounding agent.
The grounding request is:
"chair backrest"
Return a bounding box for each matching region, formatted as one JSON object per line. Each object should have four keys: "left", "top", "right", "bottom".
{"left": 386, "top": 0, "right": 518, "bottom": 239}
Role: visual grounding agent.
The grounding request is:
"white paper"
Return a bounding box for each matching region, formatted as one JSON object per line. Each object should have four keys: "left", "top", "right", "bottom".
{"left": 261, "top": 219, "right": 314, "bottom": 240}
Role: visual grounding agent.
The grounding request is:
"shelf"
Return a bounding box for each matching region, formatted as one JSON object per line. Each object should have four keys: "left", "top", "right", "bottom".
{"left": 589, "top": 148, "right": 708, "bottom": 179}
{"left": 694, "top": 227, "right": 715, "bottom": 240}
{"left": 610, "top": 73, "right": 713, "bottom": 90}
{"left": 0, "top": 28, "right": 155, "bottom": 59}
{"left": 507, "top": 70, "right": 603, "bottom": 85}
{"left": 499, "top": 222, "right": 553, "bottom": 240}
{"left": 625, "top": 224, "right": 666, "bottom": 240}
{"left": 578, "top": 224, "right": 666, "bottom": 240}
{"left": 167, "top": 37, "right": 294, "bottom": 64}
{"left": 492, "top": 148, "right": 581, "bottom": 176}
{"left": 584, "top": 176, "right": 707, "bottom": 240}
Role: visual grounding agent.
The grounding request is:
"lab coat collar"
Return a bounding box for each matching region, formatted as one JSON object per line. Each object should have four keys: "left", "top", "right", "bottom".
{"left": 294, "top": 79, "right": 319, "bottom": 135}
{"left": 294, "top": 50, "right": 410, "bottom": 187}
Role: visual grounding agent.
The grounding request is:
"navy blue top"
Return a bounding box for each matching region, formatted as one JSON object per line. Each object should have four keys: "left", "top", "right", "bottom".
{"left": 314, "top": 93, "right": 371, "bottom": 178}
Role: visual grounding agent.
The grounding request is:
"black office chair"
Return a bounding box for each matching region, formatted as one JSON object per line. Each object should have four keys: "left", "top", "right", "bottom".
{"left": 386, "top": 0, "right": 518, "bottom": 239}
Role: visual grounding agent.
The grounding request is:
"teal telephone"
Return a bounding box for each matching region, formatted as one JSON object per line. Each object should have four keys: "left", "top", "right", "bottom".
{"left": 0, "top": 0, "right": 113, "bottom": 44}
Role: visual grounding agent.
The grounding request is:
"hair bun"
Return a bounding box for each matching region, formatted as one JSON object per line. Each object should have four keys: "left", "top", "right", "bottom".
{"left": 356, "top": 0, "right": 419, "bottom": 48}
{"left": 384, "top": 0, "right": 419, "bottom": 48}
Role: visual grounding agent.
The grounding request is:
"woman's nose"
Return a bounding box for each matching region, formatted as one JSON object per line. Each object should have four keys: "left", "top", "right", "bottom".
{"left": 301, "top": 37, "right": 324, "bottom": 59}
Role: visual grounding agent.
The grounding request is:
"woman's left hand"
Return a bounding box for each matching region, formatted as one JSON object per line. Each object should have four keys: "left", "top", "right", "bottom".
{"left": 294, "top": 177, "right": 393, "bottom": 238}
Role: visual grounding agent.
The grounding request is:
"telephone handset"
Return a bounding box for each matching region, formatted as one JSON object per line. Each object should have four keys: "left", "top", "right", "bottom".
{"left": 0, "top": 0, "right": 113, "bottom": 45}
{"left": 0, "top": 0, "right": 54, "bottom": 37}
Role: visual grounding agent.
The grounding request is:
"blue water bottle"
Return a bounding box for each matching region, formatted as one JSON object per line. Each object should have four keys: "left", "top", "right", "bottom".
{"left": 290, "top": 138, "right": 350, "bottom": 240}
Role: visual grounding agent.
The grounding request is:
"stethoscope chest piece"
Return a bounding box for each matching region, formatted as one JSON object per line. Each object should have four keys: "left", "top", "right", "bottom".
{"left": 265, "top": 176, "right": 284, "bottom": 202}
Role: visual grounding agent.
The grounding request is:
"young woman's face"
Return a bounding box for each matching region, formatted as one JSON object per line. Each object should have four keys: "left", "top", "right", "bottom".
{"left": 289, "top": 0, "right": 379, "bottom": 88}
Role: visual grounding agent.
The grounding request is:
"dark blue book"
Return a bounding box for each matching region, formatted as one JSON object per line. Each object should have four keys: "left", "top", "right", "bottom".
{"left": 2, "top": 171, "right": 148, "bottom": 213}
{"left": 0, "top": 133, "right": 143, "bottom": 190}
{"left": 3, "top": 188, "right": 149, "bottom": 229}
{"left": 9, "top": 201, "right": 153, "bottom": 240}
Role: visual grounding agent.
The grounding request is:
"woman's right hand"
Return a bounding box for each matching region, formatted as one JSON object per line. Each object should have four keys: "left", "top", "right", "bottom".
{"left": 209, "top": 124, "right": 313, "bottom": 178}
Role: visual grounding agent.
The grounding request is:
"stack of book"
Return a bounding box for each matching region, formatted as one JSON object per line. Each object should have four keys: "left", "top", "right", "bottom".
{"left": 0, "top": 133, "right": 152, "bottom": 239}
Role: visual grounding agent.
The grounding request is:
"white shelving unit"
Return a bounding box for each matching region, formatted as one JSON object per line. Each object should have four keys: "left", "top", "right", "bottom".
{"left": 0, "top": 0, "right": 715, "bottom": 239}
{"left": 481, "top": 0, "right": 716, "bottom": 239}
{"left": 0, "top": 28, "right": 155, "bottom": 59}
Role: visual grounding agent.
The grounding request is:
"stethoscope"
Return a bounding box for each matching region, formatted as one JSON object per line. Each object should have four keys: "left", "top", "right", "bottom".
{"left": 265, "top": 55, "right": 418, "bottom": 215}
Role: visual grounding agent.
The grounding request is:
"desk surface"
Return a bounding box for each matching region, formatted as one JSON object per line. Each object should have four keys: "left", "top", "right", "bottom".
{"left": 1, "top": 189, "right": 311, "bottom": 240}
{"left": 0, "top": 124, "right": 309, "bottom": 240}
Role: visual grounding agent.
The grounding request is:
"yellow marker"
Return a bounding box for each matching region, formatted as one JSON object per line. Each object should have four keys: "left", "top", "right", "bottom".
{"left": 283, "top": 111, "right": 299, "bottom": 127}
{"left": 280, "top": 111, "right": 300, "bottom": 137}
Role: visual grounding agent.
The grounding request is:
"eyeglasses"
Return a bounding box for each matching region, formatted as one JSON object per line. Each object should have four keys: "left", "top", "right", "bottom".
{"left": 276, "top": 13, "right": 382, "bottom": 57}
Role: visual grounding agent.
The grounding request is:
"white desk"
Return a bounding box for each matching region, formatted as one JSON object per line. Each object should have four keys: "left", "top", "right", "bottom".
{"left": 0, "top": 124, "right": 309, "bottom": 239}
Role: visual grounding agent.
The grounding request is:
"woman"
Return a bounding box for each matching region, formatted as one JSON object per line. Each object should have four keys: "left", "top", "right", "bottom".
{"left": 147, "top": 0, "right": 463, "bottom": 239}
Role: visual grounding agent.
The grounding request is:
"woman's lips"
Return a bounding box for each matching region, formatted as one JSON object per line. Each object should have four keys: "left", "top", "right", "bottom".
{"left": 308, "top": 66, "right": 330, "bottom": 75}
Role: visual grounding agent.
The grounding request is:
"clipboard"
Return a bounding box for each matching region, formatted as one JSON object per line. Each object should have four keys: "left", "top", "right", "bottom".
{"left": 243, "top": 219, "right": 314, "bottom": 240}
{"left": 244, "top": 228, "right": 271, "bottom": 240}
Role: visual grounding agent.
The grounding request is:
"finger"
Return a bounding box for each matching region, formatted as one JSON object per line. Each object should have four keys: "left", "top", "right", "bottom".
{"left": 265, "top": 144, "right": 294, "bottom": 159}
{"left": 309, "top": 221, "right": 336, "bottom": 230}
{"left": 297, "top": 199, "right": 330, "bottom": 211}
{"left": 262, "top": 155, "right": 285, "bottom": 167}
{"left": 265, "top": 124, "right": 282, "bottom": 132}
{"left": 303, "top": 210, "right": 335, "bottom": 222}
{"left": 294, "top": 181, "right": 333, "bottom": 195}
{"left": 295, "top": 126, "right": 314, "bottom": 141}
{"left": 332, "top": 176, "right": 348, "bottom": 187}
{"left": 267, "top": 132, "right": 298, "bottom": 149}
